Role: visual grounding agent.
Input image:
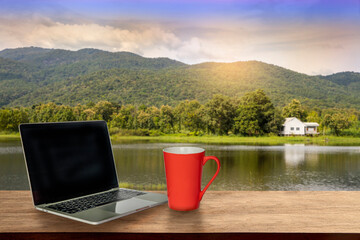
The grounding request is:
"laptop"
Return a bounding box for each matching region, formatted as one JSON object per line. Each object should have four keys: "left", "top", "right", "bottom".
{"left": 20, "top": 120, "right": 167, "bottom": 225}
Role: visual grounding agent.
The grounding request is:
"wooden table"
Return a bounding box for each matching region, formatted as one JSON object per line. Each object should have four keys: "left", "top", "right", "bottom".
{"left": 1, "top": 191, "right": 360, "bottom": 240}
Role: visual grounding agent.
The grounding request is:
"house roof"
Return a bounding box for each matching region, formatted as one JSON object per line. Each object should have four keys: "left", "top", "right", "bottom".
{"left": 282, "top": 117, "right": 303, "bottom": 126}
{"left": 283, "top": 117, "right": 319, "bottom": 126}
{"left": 283, "top": 117, "right": 296, "bottom": 125}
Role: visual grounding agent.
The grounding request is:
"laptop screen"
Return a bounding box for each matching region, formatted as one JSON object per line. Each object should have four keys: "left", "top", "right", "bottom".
{"left": 20, "top": 121, "right": 119, "bottom": 205}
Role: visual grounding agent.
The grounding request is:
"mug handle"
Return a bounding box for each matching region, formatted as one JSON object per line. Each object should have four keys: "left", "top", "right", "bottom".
{"left": 199, "top": 156, "right": 221, "bottom": 201}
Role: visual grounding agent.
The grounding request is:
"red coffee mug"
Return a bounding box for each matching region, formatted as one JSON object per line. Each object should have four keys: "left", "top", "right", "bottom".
{"left": 163, "top": 147, "right": 220, "bottom": 211}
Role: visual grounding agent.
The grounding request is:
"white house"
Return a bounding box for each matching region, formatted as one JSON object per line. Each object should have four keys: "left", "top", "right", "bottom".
{"left": 280, "top": 117, "right": 319, "bottom": 136}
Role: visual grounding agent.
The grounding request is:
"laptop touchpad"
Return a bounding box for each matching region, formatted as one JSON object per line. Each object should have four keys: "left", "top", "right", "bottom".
{"left": 101, "top": 198, "right": 155, "bottom": 215}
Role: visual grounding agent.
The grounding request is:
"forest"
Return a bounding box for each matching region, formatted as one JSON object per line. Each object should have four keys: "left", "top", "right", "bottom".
{"left": 1, "top": 47, "right": 360, "bottom": 109}
{"left": 0, "top": 89, "right": 359, "bottom": 137}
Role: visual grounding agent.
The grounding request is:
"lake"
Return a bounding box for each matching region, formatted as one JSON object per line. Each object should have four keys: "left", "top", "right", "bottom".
{"left": 1, "top": 140, "right": 360, "bottom": 191}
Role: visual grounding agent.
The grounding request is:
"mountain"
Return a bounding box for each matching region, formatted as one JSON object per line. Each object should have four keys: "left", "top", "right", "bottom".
{"left": 321, "top": 72, "right": 360, "bottom": 92}
{"left": 0, "top": 47, "right": 185, "bottom": 69}
{"left": 0, "top": 47, "right": 185, "bottom": 85}
{"left": 0, "top": 47, "right": 186, "bottom": 106}
{"left": 0, "top": 47, "right": 52, "bottom": 62}
{"left": 0, "top": 57, "right": 39, "bottom": 106}
{"left": 0, "top": 47, "right": 359, "bottom": 109}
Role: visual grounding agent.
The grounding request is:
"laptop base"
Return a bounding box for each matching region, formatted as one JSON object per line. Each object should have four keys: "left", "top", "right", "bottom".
{"left": 37, "top": 191, "right": 167, "bottom": 225}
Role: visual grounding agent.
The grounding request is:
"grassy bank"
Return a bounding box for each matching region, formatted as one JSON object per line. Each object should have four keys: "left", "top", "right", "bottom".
{"left": 0, "top": 133, "right": 20, "bottom": 141}
{"left": 119, "top": 182, "right": 166, "bottom": 190}
{"left": 1, "top": 132, "right": 359, "bottom": 145}
{"left": 111, "top": 134, "right": 360, "bottom": 145}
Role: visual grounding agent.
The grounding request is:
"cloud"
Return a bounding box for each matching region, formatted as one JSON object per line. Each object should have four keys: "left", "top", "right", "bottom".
{"left": 0, "top": 13, "right": 359, "bottom": 75}
{"left": 0, "top": 16, "right": 181, "bottom": 53}
{"left": 0, "top": 15, "right": 233, "bottom": 63}
{"left": 0, "top": 15, "right": 242, "bottom": 64}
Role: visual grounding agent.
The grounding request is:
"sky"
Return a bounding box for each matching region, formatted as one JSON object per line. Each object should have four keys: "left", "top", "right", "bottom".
{"left": 0, "top": 0, "right": 359, "bottom": 75}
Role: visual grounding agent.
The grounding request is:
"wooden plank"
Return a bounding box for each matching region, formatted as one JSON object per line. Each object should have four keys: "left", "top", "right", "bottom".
{"left": 1, "top": 191, "right": 360, "bottom": 233}
{"left": 2, "top": 233, "right": 360, "bottom": 240}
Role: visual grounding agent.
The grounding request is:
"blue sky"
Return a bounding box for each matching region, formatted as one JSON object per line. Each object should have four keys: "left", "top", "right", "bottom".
{"left": 0, "top": 0, "right": 359, "bottom": 74}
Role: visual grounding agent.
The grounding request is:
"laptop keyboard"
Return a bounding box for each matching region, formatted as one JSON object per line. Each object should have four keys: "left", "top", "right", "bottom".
{"left": 47, "top": 189, "right": 146, "bottom": 214}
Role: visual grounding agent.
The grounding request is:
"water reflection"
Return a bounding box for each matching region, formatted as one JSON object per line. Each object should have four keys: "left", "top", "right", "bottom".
{"left": 284, "top": 144, "right": 306, "bottom": 166}
{"left": 1, "top": 141, "right": 360, "bottom": 191}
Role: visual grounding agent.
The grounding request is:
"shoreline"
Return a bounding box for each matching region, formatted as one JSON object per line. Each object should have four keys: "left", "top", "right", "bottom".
{"left": 111, "top": 134, "right": 360, "bottom": 145}
{"left": 0, "top": 134, "right": 20, "bottom": 141}
{"left": 1, "top": 133, "right": 360, "bottom": 145}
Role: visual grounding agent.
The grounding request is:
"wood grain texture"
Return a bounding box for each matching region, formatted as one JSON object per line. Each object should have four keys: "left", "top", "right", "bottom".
{"left": 1, "top": 191, "right": 360, "bottom": 233}
{"left": 3, "top": 233, "right": 360, "bottom": 240}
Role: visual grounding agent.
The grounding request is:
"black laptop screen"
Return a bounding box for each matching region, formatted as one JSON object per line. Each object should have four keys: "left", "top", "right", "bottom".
{"left": 20, "top": 121, "right": 119, "bottom": 205}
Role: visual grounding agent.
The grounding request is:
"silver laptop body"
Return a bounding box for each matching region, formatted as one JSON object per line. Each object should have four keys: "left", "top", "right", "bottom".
{"left": 20, "top": 120, "right": 167, "bottom": 225}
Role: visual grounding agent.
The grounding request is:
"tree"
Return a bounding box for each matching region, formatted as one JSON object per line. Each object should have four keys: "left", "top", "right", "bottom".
{"left": 29, "top": 102, "right": 77, "bottom": 123}
{"left": 282, "top": 99, "right": 307, "bottom": 121}
{"left": 53, "top": 106, "right": 76, "bottom": 122}
{"left": 307, "top": 110, "right": 322, "bottom": 132}
{"left": 0, "top": 108, "right": 29, "bottom": 132}
{"left": 173, "top": 101, "right": 185, "bottom": 132}
{"left": 180, "top": 100, "right": 206, "bottom": 134}
{"left": 306, "top": 111, "right": 321, "bottom": 123}
{"left": 84, "top": 109, "right": 98, "bottom": 120}
{"left": 234, "top": 105, "right": 261, "bottom": 135}
{"left": 146, "top": 106, "right": 160, "bottom": 130}
{"left": 234, "top": 89, "right": 277, "bottom": 136}
{"left": 321, "top": 114, "right": 332, "bottom": 135}
{"left": 137, "top": 110, "right": 152, "bottom": 129}
{"left": 322, "top": 113, "right": 351, "bottom": 136}
{"left": 268, "top": 108, "right": 284, "bottom": 134}
{"left": 30, "top": 102, "right": 58, "bottom": 122}
{"left": 159, "top": 105, "right": 175, "bottom": 133}
{"left": 110, "top": 105, "right": 137, "bottom": 129}
{"left": 173, "top": 100, "right": 206, "bottom": 134}
{"left": 93, "top": 101, "right": 116, "bottom": 122}
{"left": 138, "top": 104, "right": 147, "bottom": 112}
{"left": 205, "top": 95, "right": 237, "bottom": 135}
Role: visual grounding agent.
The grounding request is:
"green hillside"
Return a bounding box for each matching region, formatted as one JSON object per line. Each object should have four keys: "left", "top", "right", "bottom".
{"left": 0, "top": 47, "right": 52, "bottom": 62}
{"left": 321, "top": 72, "right": 360, "bottom": 93}
{"left": 0, "top": 57, "right": 39, "bottom": 106}
{"left": 0, "top": 47, "right": 186, "bottom": 106}
{"left": 0, "top": 47, "right": 359, "bottom": 109}
{"left": 181, "top": 62, "right": 359, "bottom": 108}
{"left": 0, "top": 47, "right": 185, "bottom": 70}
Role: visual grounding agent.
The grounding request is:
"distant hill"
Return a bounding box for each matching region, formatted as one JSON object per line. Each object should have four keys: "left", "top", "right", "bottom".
{"left": 0, "top": 57, "right": 39, "bottom": 106}
{"left": 321, "top": 72, "right": 360, "bottom": 92}
{"left": 0, "top": 47, "right": 53, "bottom": 62}
{"left": 0, "top": 47, "right": 359, "bottom": 109}
{"left": 0, "top": 47, "right": 185, "bottom": 69}
{"left": 0, "top": 47, "right": 185, "bottom": 84}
